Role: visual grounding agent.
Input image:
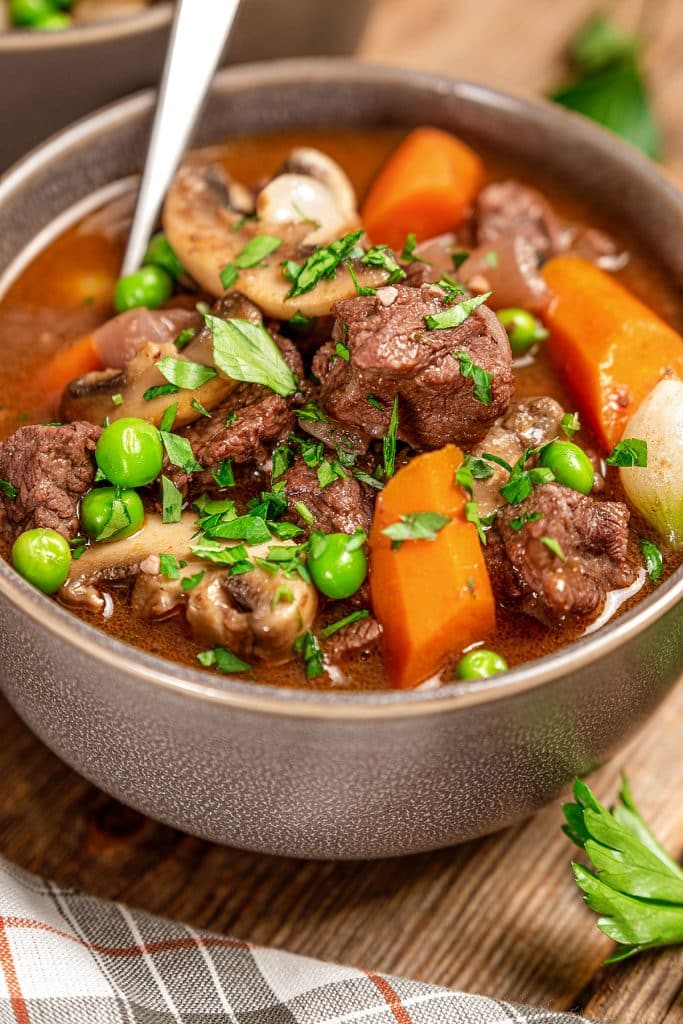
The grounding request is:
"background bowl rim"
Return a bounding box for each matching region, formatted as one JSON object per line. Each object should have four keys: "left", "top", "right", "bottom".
{"left": 0, "top": 56, "right": 681, "bottom": 720}
{"left": 0, "top": 1, "right": 172, "bottom": 51}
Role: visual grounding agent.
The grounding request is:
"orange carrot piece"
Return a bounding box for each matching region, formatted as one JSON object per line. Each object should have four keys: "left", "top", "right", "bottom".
{"left": 361, "top": 126, "right": 485, "bottom": 251}
{"left": 34, "top": 333, "right": 103, "bottom": 404}
{"left": 369, "top": 445, "right": 495, "bottom": 689}
{"left": 542, "top": 256, "right": 683, "bottom": 451}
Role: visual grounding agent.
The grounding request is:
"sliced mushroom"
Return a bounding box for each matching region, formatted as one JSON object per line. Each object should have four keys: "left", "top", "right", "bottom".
{"left": 59, "top": 512, "right": 197, "bottom": 612}
{"left": 60, "top": 294, "right": 259, "bottom": 428}
{"left": 163, "top": 155, "right": 389, "bottom": 318}
{"left": 133, "top": 540, "right": 317, "bottom": 663}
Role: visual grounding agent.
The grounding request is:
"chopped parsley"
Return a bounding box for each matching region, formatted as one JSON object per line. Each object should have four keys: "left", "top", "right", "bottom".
{"left": 285, "top": 230, "right": 364, "bottom": 299}
{"left": 346, "top": 261, "right": 376, "bottom": 297}
{"left": 95, "top": 491, "right": 131, "bottom": 541}
{"left": 484, "top": 250, "right": 499, "bottom": 268}
{"left": 143, "top": 382, "right": 180, "bottom": 402}
{"left": 465, "top": 501, "right": 497, "bottom": 545}
{"left": 219, "top": 234, "right": 283, "bottom": 290}
{"left": 160, "top": 431, "right": 202, "bottom": 474}
{"left": 640, "top": 537, "right": 663, "bottom": 583}
{"left": 212, "top": 459, "right": 235, "bottom": 488}
{"left": 174, "top": 328, "right": 195, "bottom": 351}
{"left": 335, "top": 340, "right": 350, "bottom": 361}
{"left": 454, "top": 351, "right": 493, "bottom": 405}
{"left": 452, "top": 250, "right": 470, "bottom": 269}
{"left": 455, "top": 455, "right": 494, "bottom": 495}
{"left": 433, "top": 275, "right": 465, "bottom": 304}
{"left": 540, "top": 535, "right": 567, "bottom": 561}
{"left": 272, "top": 443, "right": 294, "bottom": 480}
{"left": 220, "top": 264, "right": 239, "bottom": 289}
{"left": 353, "top": 469, "right": 384, "bottom": 490}
{"left": 159, "top": 553, "right": 183, "bottom": 579}
{"left": 293, "top": 630, "right": 325, "bottom": 678}
{"left": 296, "top": 401, "right": 328, "bottom": 423}
{"left": 606, "top": 437, "right": 648, "bottom": 467}
{"left": 382, "top": 395, "right": 399, "bottom": 479}
{"left": 360, "top": 244, "right": 406, "bottom": 283}
{"left": 290, "top": 309, "right": 313, "bottom": 327}
{"left": 0, "top": 478, "right": 17, "bottom": 500}
{"left": 159, "top": 402, "right": 178, "bottom": 432}
{"left": 161, "top": 475, "right": 183, "bottom": 523}
{"left": 366, "top": 394, "right": 383, "bottom": 411}
{"left": 271, "top": 584, "right": 294, "bottom": 609}
{"left": 320, "top": 609, "right": 370, "bottom": 639}
{"left": 561, "top": 411, "right": 581, "bottom": 438}
{"left": 207, "top": 315, "right": 297, "bottom": 397}
{"left": 400, "top": 232, "right": 429, "bottom": 265}
{"left": 69, "top": 536, "right": 88, "bottom": 560}
{"left": 425, "top": 291, "right": 491, "bottom": 330}
{"left": 489, "top": 445, "right": 555, "bottom": 505}
{"left": 156, "top": 356, "right": 217, "bottom": 390}
{"left": 181, "top": 570, "right": 205, "bottom": 591}
{"left": 191, "top": 398, "right": 211, "bottom": 418}
{"left": 111, "top": 393, "right": 124, "bottom": 407}
{"left": 197, "top": 647, "right": 251, "bottom": 674}
{"left": 509, "top": 511, "right": 543, "bottom": 532}
{"left": 190, "top": 538, "right": 253, "bottom": 573}
{"left": 294, "top": 501, "right": 314, "bottom": 526}
{"left": 382, "top": 511, "right": 451, "bottom": 550}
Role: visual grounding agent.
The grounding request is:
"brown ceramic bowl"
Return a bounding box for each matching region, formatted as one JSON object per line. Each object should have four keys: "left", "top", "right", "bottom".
{"left": 0, "top": 1, "right": 374, "bottom": 170}
{"left": 0, "top": 61, "right": 681, "bottom": 859}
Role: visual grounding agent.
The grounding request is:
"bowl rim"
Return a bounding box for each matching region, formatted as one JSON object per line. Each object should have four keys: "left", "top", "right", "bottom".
{"left": 0, "top": 57, "right": 681, "bottom": 721}
{"left": 0, "top": 1, "right": 172, "bottom": 50}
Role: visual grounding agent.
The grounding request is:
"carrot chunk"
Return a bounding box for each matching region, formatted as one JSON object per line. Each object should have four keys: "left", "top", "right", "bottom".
{"left": 369, "top": 445, "right": 495, "bottom": 689}
{"left": 361, "top": 127, "right": 485, "bottom": 251}
{"left": 542, "top": 256, "right": 683, "bottom": 451}
{"left": 33, "top": 333, "right": 103, "bottom": 406}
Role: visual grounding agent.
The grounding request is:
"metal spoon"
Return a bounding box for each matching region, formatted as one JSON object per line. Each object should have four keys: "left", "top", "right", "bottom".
{"left": 122, "top": 0, "right": 242, "bottom": 276}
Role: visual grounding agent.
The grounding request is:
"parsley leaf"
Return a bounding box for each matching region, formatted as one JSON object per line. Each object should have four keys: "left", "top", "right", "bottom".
{"left": 159, "top": 553, "right": 182, "bottom": 579}
{"left": 382, "top": 511, "right": 451, "bottom": 550}
{"left": 320, "top": 609, "right": 370, "bottom": 639}
{"left": 425, "top": 291, "right": 491, "bottom": 330}
{"left": 285, "top": 230, "right": 364, "bottom": 298}
{"left": 454, "top": 351, "right": 493, "bottom": 405}
{"left": 561, "top": 411, "right": 581, "bottom": 438}
{"left": 197, "top": 647, "right": 251, "bottom": 674}
{"left": 219, "top": 235, "right": 283, "bottom": 290}
{"left": 161, "top": 475, "right": 182, "bottom": 523}
{"left": 181, "top": 570, "right": 205, "bottom": 591}
{"left": 509, "top": 511, "right": 543, "bottom": 532}
{"left": 335, "top": 341, "right": 350, "bottom": 361}
{"left": 0, "top": 478, "right": 17, "bottom": 500}
{"left": 383, "top": 395, "right": 399, "bottom": 479}
{"left": 212, "top": 459, "right": 235, "bottom": 488}
{"left": 455, "top": 455, "right": 494, "bottom": 495}
{"left": 156, "top": 357, "right": 217, "bottom": 390}
{"left": 174, "top": 328, "right": 195, "bottom": 351}
{"left": 159, "top": 403, "right": 178, "bottom": 432}
{"left": 606, "top": 438, "right": 648, "bottom": 467}
{"left": 191, "top": 398, "right": 211, "bottom": 418}
{"left": 640, "top": 537, "right": 663, "bottom": 583}
{"left": 400, "top": 233, "right": 429, "bottom": 265}
{"left": 293, "top": 630, "right": 325, "bottom": 678}
{"left": 144, "top": 382, "right": 179, "bottom": 402}
{"left": 540, "top": 535, "right": 567, "bottom": 561}
{"left": 452, "top": 250, "right": 469, "bottom": 269}
{"left": 272, "top": 443, "right": 294, "bottom": 480}
{"left": 95, "top": 492, "right": 131, "bottom": 541}
{"left": 360, "top": 244, "right": 406, "bottom": 284}
{"left": 563, "top": 777, "right": 683, "bottom": 962}
{"left": 160, "top": 431, "right": 202, "bottom": 474}
{"left": 207, "top": 315, "right": 297, "bottom": 397}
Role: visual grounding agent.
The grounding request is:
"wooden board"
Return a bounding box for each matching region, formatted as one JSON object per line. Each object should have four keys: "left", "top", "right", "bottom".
{"left": 1, "top": 2, "right": 682, "bottom": 1019}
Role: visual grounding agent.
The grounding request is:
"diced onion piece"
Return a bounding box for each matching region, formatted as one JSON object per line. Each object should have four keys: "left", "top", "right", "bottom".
{"left": 619, "top": 378, "right": 683, "bottom": 548}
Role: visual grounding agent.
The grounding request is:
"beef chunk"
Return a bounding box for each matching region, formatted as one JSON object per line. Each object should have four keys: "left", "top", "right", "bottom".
{"left": 486, "top": 483, "right": 635, "bottom": 625}
{"left": 169, "top": 333, "right": 303, "bottom": 492}
{"left": 283, "top": 458, "right": 374, "bottom": 535}
{"left": 313, "top": 283, "right": 514, "bottom": 449}
{"left": 324, "top": 615, "right": 382, "bottom": 662}
{"left": 475, "top": 180, "right": 569, "bottom": 258}
{"left": 0, "top": 422, "right": 101, "bottom": 544}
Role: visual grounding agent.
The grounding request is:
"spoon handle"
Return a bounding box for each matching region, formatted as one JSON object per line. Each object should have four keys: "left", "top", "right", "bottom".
{"left": 122, "top": 0, "right": 241, "bottom": 276}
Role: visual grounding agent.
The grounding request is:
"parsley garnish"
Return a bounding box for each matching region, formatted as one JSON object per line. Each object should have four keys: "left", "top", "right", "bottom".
{"left": 294, "top": 501, "right": 314, "bottom": 526}
{"left": 159, "top": 553, "right": 183, "bottom": 579}
{"left": 174, "top": 328, "right": 195, "bottom": 351}
{"left": 69, "top": 536, "right": 88, "bottom": 560}
{"left": 191, "top": 398, "right": 211, "bottom": 418}
{"left": 161, "top": 475, "right": 182, "bottom": 523}
{"left": 366, "top": 395, "right": 383, "bottom": 411}
{"left": 272, "top": 443, "right": 294, "bottom": 480}
{"left": 317, "top": 460, "right": 346, "bottom": 490}
{"left": 606, "top": 437, "right": 648, "bottom": 467}
{"left": 220, "top": 264, "right": 239, "bottom": 289}
{"left": 271, "top": 584, "right": 294, "bottom": 609}
{"left": 353, "top": 469, "right": 384, "bottom": 491}
{"left": 160, "top": 431, "right": 202, "bottom": 474}
{"left": 455, "top": 351, "right": 493, "bottom": 405}
{"left": 144, "top": 382, "right": 179, "bottom": 402}
{"left": 296, "top": 401, "right": 327, "bottom": 423}
{"left": 346, "top": 261, "right": 376, "bottom": 297}
{"left": 219, "top": 235, "right": 283, "bottom": 290}
{"left": 111, "top": 393, "right": 123, "bottom": 407}
{"left": 425, "top": 291, "right": 491, "bottom": 330}
{"left": 509, "top": 511, "right": 543, "bottom": 532}
{"left": 490, "top": 445, "right": 555, "bottom": 505}
{"left": 563, "top": 777, "right": 683, "bottom": 962}
{"left": 540, "top": 535, "right": 567, "bottom": 561}
{"left": 285, "top": 230, "right": 364, "bottom": 299}
{"left": 0, "top": 478, "right": 17, "bottom": 500}
{"left": 335, "top": 341, "right": 350, "bottom": 362}
{"left": 383, "top": 396, "right": 399, "bottom": 479}
{"left": 320, "top": 609, "right": 370, "bottom": 639}
{"left": 212, "top": 459, "right": 235, "bottom": 488}
{"left": 484, "top": 250, "right": 499, "bottom": 268}
{"left": 360, "top": 244, "right": 406, "bottom": 284}
{"left": 290, "top": 309, "right": 313, "bottom": 327}
{"left": 197, "top": 647, "right": 251, "bottom": 673}
{"left": 382, "top": 511, "right": 451, "bottom": 550}
{"left": 207, "top": 315, "right": 297, "bottom": 397}
{"left": 181, "top": 570, "right": 205, "bottom": 591}
{"left": 640, "top": 537, "right": 663, "bottom": 583}
{"left": 293, "top": 630, "right": 325, "bottom": 678}
{"left": 156, "top": 356, "right": 217, "bottom": 390}
{"left": 400, "top": 232, "right": 429, "bottom": 265}
{"left": 455, "top": 455, "right": 494, "bottom": 495}
{"left": 190, "top": 538, "right": 252, "bottom": 573}
{"left": 561, "top": 412, "right": 581, "bottom": 438}
{"left": 452, "top": 250, "right": 470, "bottom": 269}
{"left": 95, "top": 490, "right": 132, "bottom": 541}
{"left": 159, "top": 402, "right": 178, "bottom": 432}
{"left": 433, "top": 275, "right": 465, "bottom": 304}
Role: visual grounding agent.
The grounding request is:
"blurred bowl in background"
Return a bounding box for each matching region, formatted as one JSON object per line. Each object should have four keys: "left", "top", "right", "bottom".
{"left": 0, "top": 0, "right": 375, "bottom": 171}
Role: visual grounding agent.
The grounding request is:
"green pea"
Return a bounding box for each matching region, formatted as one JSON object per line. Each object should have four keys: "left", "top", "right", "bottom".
{"left": 114, "top": 265, "right": 173, "bottom": 313}
{"left": 498, "top": 307, "right": 548, "bottom": 356}
{"left": 81, "top": 486, "right": 145, "bottom": 542}
{"left": 307, "top": 531, "right": 368, "bottom": 600}
{"left": 12, "top": 528, "right": 71, "bottom": 594}
{"left": 95, "top": 417, "right": 163, "bottom": 488}
{"left": 143, "top": 233, "right": 184, "bottom": 280}
{"left": 32, "top": 10, "right": 70, "bottom": 27}
{"left": 9, "top": 0, "right": 57, "bottom": 25}
{"left": 539, "top": 441, "right": 594, "bottom": 495}
{"left": 456, "top": 648, "right": 509, "bottom": 680}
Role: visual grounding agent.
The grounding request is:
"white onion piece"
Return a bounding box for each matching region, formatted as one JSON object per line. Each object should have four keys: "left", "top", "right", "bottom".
{"left": 620, "top": 378, "right": 683, "bottom": 548}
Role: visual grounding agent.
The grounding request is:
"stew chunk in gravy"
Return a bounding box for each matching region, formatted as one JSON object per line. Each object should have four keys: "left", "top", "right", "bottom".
{"left": 0, "top": 126, "right": 681, "bottom": 690}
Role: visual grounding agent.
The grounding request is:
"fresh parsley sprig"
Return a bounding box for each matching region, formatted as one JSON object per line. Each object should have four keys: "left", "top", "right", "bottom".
{"left": 564, "top": 777, "right": 683, "bottom": 962}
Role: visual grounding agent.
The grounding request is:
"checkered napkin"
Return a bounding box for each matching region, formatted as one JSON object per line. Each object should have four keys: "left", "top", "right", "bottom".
{"left": 0, "top": 857, "right": 595, "bottom": 1024}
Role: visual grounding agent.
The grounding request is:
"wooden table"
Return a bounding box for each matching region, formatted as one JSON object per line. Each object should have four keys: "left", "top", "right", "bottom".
{"left": 1, "top": 2, "right": 683, "bottom": 1021}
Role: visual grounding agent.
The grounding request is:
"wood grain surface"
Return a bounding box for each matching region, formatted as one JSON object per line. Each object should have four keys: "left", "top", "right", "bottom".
{"left": 1, "top": 1, "right": 682, "bottom": 1021}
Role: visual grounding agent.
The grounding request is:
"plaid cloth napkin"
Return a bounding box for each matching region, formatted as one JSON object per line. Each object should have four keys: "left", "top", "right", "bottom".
{"left": 0, "top": 856, "right": 596, "bottom": 1023}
